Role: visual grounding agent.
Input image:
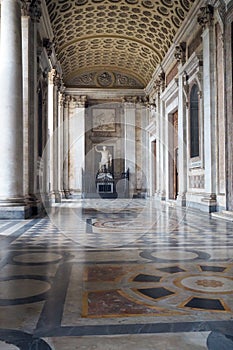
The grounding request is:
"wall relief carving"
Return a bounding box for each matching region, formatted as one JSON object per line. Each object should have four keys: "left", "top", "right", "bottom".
{"left": 67, "top": 71, "right": 144, "bottom": 88}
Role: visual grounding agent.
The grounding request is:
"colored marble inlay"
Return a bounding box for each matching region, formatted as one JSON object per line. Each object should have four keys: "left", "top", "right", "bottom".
{"left": 85, "top": 266, "right": 124, "bottom": 282}
{"left": 158, "top": 266, "right": 186, "bottom": 274}
{"left": 133, "top": 274, "right": 162, "bottom": 282}
{"left": 200, "top": 265, "right": 226, "bottom": 273}
{"left": 184, "top": 297, "right": 226, "bottom": 311}
{"left": 83, "top": 290, "right": 173, "bottom": 318}
{"left": 137, "top": 287, "right": 175, "bottom": 301}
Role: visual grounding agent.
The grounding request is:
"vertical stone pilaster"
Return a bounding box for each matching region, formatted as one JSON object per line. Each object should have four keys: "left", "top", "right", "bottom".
{"left": 124, "top": 99, "right": 136, "bottom": 198}
{"left": 159, "top": 100, "right": 166, "bottom": 201}
{"left": 0, "top": 0, "right": 28, "bottom": 217}
{"left": 198, "top": 5, "right": 217, "bottom": 211}
{"left": 176, "top": 70, "right": 188, "bottom": 206}
{"left": 68, "top": 96, "right": 86, "bottom": 197}
{"left": 53, "top": 72, "right": 62, "bottom": 203}
{"left": 153, "top": 81, "right": 161, "bottom": 198}
{"left": 154, "top": 72, "right": 166, "bottom": 201}
{"left": 140, "top": 104, "right": 149, "bottom": 197}
{"left": 225, "top": 8, "right": 233, "bottom": 210}
{"left": 63, "top": 95, "right": 70, "bottom": 197}
{"left": 21, "top": 1, "right": 41, "bottom": 213}
{"left": 58, "top": 93, "right": 65, "bottom": 198}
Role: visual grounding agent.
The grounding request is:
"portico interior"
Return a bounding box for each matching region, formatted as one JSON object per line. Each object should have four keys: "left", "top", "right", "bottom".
{"left": 0, "top": 0, "right": 233, "bottom": 349}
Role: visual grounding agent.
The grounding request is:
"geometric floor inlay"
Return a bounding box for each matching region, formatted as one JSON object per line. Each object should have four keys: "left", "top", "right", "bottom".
{"left": 183, "top": 297, "right": 227, "bottom": 311}
{"left": 133, "top": 274, "right": 162, "bottom": 282}
{"left": 157, "top": 266, "right": 186, "bottom": 274}
{"left": 137, "top": 287, "right": 175, "bottom": 300}
{"left": 178, "top": 275, "right": 233, "bottom": 293}
{"left": 83, "top": 290, "right": 177, "bottom": 318}
{"left": 1, "top": 199, "right": 233, "bottom": 347}
{"left": 200, "top": 265, "right": 226, "bottom": 272}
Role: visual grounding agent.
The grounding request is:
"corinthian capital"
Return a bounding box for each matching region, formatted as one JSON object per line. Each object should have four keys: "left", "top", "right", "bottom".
{"left": 21, "top": 0, "right": 41, "bottom": 21}
{"left": 174, "top": 42, "right": 186, "bottom": 64}
{"left": 197, "top": 5, "right": 214, "bottom": 29}
{"left": 76, "top": 96, "right": 87, "bottom": 108}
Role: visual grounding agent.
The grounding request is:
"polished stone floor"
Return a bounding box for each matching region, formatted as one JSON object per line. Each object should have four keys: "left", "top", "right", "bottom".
{"left": 0, "top": 198, "right": 233, "bottom": 349}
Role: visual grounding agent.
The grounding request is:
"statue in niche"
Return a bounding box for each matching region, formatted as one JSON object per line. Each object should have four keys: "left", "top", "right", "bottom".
{"left": 95, "top": 145, "right": 112, "bottom": 172}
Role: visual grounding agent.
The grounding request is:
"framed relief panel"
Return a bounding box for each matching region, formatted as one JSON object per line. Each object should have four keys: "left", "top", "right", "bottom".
{"left": 92, "top": 108, "right": 116, "bottom": 132}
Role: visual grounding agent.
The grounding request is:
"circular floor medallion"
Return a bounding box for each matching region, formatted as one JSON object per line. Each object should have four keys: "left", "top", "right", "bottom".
{"left": 178, "top": 275, "right": 233, "bottom": 293}
{"left": 13, "top": 253, "right": 63, "bottom": 264}
{"left": 151, "top": 250, "right": 198, "bottom": 261}
{"left": 0, "top": 278, "right": 50, "bottom": 300}
{"left": 0, "top": 341, "right": 18, "bottom": 350}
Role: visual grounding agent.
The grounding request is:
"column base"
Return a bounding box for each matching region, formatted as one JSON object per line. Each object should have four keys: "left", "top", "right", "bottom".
{"left": 176, "top": 192, "right": 186, "bottom": 207}
{"left": 155, "top": 191, "right": 166, "bottom": 201}
{"left": 26, "top": 195, "right": 46, "bottom": 217}
{"left": 186, "top": 192, "right": 217, "bottom": 213}
{"left": 50, "top": 191, "right": 62, "bottom": 203}
{"left": 0, "top": 204, "right": 30, "bottom": 219}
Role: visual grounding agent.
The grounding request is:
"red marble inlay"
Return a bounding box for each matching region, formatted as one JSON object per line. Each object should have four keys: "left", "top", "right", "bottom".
{"left": 86, "top": 266, "right": 124, "bottom": 282}
{"left": 84, "top": 290, "right": 170, "bottom": 317}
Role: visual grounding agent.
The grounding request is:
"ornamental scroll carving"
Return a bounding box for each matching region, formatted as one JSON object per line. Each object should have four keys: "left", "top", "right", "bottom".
{"left": 67, "top": 71, "right": 144, "bottom": 88}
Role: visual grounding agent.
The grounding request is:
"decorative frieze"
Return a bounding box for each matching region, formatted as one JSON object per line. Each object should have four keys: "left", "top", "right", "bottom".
{"left": 197, "top": 5, "right": 214, "bottom": 29}
{"left": 68, "top": 71, "right": 143, "bottom": 89}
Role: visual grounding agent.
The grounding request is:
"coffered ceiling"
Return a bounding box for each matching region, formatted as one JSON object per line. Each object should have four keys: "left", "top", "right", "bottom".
{"left": 45, "top": 0, "right": 195, "bottom": 88}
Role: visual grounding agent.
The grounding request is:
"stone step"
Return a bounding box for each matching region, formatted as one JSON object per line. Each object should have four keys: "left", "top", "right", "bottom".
{"left": 211, "top": 211, "right": 233, "bottom": 222}
{"left": 222, "top": 210, "right": 233, "bottom": 216}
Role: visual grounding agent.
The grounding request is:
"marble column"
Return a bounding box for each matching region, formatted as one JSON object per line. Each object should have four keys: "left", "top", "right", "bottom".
{"left": 136, "top": 103, "right": 149, "bottom": 197}
{"left": 124, "top": 99, "right": 136, "bottom": 197}
{"left": 21, "top": 1, "right": 41, "bottom": 214}
{"left": 198, "top": 5, "right": 217, "bottom": 211}
{"left": 52, "top": 71, "right": 61, "bottom": 203}
{"left": 63, "top": 95, "right": 70, "bottom": 197}
{"left": 58, "top": 93, "right": 65, "bottom": 198}
{"left": 154, "top": 86, "right": 161, "bottom": 198}
{"left": 225, "top": 8, "right": 233, "bottom": 210}
{"left": 68, "top": 96, "right": 86, "bottom": 197}
{"left": 0, "top": 0, "right": 28, "bottom": 218}
{"left": 176, "top": 70, "right": 188, "bottom": 206}
{"left": 159, "top": 100, "right": 166, "bottom": 201}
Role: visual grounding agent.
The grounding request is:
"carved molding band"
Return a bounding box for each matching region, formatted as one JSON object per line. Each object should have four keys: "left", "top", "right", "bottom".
{"left": 68, "top": 71, "right": 144, "bottom": 89}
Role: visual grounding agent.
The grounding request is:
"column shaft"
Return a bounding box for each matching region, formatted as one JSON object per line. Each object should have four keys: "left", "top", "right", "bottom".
{"left": 0, "top": 0, "right": 24, "bottom": 202}
{"left": 124, "top": 103, "right": 136, "bottom": 197}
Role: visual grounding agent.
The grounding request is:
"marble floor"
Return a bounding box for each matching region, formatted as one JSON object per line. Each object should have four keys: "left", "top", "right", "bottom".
{"left": 0, "top": 198, "right": 233, "bottom": 349}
